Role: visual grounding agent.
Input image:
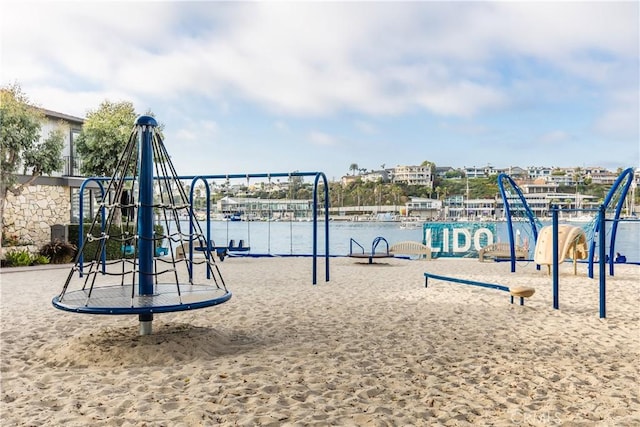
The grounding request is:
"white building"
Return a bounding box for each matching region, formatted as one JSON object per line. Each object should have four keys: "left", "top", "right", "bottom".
{"left": 391, "top": 165, "right": 433, "bottom": 187}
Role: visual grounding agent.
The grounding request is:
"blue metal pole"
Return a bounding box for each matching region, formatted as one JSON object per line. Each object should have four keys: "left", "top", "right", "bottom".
{"left": 312, "top": 176, "right": 319, "bottom": 285}
{"left": 136, "top": 116, "right": 157, "bottom": 335}
{"left": 497, "top": 173, "right": 540, "bottom": 272}
{"left": 77, "top": 178, "right": 105, "bottom": 277}
{"left": 190, "top": 176, "right": 211, "bottom": 279}
{"left": 552, "top": 205, "right": 559, "bottom": 310}
{"left": 323, "top": 174, "right": 330, "bottom": 283}
{"left": 312, "top": 172, "right": 330, "bottom": 285}
{"left": 599, "top": 204, "right": 606, "bottom": 318}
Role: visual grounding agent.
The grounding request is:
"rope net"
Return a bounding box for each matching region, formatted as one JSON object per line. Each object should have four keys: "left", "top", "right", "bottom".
{"left": 53, "top": 120, "right": 231, "bottom": 315}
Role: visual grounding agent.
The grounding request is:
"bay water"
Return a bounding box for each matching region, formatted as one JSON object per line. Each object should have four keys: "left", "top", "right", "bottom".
{"left": 174, "top": 219, "right": 640, "bottom": 263}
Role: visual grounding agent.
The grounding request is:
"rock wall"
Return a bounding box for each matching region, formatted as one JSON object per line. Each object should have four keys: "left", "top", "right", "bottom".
{"left": 3, "top": 184, "right": 70, "bottom": 249}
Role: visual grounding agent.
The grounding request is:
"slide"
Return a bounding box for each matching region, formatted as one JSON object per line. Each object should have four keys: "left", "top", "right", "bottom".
{"left": 534, "top": 225, "right": 588, "bottom": 274}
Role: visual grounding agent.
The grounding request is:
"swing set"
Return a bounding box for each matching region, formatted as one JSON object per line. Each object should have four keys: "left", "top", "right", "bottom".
{"left": 74, "top": 172, "right": 330, "bottom": 283}
{"left": 182, "top": 171, "right": 330, "bottom": 282}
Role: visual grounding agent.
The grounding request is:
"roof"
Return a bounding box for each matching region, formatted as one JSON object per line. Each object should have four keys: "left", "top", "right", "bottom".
{"left": 40, "top": 108, "right": 85, "bottom": 124}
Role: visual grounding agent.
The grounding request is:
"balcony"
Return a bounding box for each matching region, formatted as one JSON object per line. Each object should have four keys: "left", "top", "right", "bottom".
{"left": 63, "top": 156, "right": 83, "bottom": 177}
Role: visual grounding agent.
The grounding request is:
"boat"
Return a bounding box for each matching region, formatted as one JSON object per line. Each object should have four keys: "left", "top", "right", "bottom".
{"left": 399, "top": 216, "right": 422, "bottom": 229}
{"left": 225, "top": 212, "right": 243, "bottom": 221}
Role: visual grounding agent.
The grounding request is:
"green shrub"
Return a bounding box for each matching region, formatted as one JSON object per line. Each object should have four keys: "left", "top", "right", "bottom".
{"left": 4, "top": 249, "right": 33, "bottom": 267}
{"left": 67, "top": 223, "right": 165, "bottom": 261}
{"left": 39, "top": 240, "right": 77, "bottom": 264}
{"left": 31, "top": 254, "right": 50, "bottom": 265}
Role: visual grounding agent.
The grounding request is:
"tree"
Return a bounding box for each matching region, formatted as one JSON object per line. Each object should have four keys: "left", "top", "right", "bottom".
{"left": 74, "top": 100, "right": 139, "bottom": 177}
{"left": 76, "top": 101, "right": 166, "bottom": 176}
{"left": 349, "top": 163, "right": 359, "bottom": 176}
{"left": 421, "top": 160, "right": 436, "bottom": 174}
{"left": 1, "top": 83, "right": 64, "bottom": 236}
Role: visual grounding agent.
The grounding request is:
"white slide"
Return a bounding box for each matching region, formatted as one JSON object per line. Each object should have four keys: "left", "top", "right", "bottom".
{"left": 534, "top": 225, "right": 588, "bottom": 274}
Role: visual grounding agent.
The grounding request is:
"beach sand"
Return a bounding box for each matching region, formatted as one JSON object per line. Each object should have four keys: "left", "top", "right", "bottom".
{"left": 1, "top": 257, "right": 638, "bottom": 426}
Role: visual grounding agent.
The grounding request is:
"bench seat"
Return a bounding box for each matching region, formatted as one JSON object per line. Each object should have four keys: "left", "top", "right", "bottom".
{"left": 478, "top": 242, "right": 528, "bottom": 262}
{"left": 389, "top": 241, "right": 431, "bottom": 260}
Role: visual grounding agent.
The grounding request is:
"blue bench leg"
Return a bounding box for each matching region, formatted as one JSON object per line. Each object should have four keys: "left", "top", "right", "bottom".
{"left": 510, "top": 295, "right": 525, "bottom": 305}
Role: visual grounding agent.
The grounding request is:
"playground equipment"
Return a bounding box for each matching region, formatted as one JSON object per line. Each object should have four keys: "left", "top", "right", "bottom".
{"left": 52, "top": 116, "right": 231, "bottom": 335}
{"left": 498, "top": 168, "right": 636, "bottom": 277}
{"left": 497, "top": 173, "right": 542, "bottom": 272}
{"left": 586, "top": 167, "right": 635, "bottom": 278}
{"left": 534, "top": 224, "right": 588, "bottom": 275}
{"left": 439, "top": 169, "right": 636, "bottom": 318}
{"left": 179, "top": 172, "right": 330, "bottom": 283}
{"left": 549, "top": 206, "right": 610, "bottom": 317}
{"left": 348, "top": 236, "right": 392, "bottom": 264}
{"left": 423, "top": 272, "right": 535, "bottom": 306}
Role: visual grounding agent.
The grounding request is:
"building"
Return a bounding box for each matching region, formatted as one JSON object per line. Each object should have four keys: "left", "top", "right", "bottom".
{"left": 391, "top": 165, "right": 434, "bottom": 187}
{"left": 405, "top": 197, "right": 442, "bottom": 219}
{"left": 3, "top": 109, "right": 87, "bottom": 248}
{"left": 216, "top": 196, "right": 315, "bottom": 221}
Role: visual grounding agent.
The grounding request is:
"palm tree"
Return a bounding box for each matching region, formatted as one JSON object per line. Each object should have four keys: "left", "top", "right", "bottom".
{"left": 441, "top": 187, "right": 449, "bottom": 201}
{"left": 391, "top": 185, "right": 403, "bottom": 206}
{"left": 355, "top": 186, "right": 363, "bottom": 207}
{"left": 349, "top": 163, "right": 359, "bottom": 176}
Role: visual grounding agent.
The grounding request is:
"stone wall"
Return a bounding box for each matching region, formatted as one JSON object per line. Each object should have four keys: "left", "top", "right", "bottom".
{"left": 3, "top": 184, "right": 70, "bottom": 249}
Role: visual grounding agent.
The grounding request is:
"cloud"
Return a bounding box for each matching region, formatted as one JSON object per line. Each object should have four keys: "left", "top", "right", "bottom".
{"left": 308, "top": 131, "right": 337, "bottom": 146}
{"left": 169, "top": 118, "right": 219, "bottom": 143}
{"left": 594, "top": 108, "right": 639, "bottom": 140}
{"left": 354, "top": 120, "right": 376, "bottom": 135}
{"left": 3, "top": 2, "right": 637, "bottom": 121}
{"left": 1, "top": 1, "right": 637, "bottom": 180}
{"left": 593, "top": 90, "right": 640, "bottom": 140}
{"left": 439, "top": 121, "right": 491, "bottom": 136}
{"left": 538, "top": 130, "right": 572, "bottom": 145}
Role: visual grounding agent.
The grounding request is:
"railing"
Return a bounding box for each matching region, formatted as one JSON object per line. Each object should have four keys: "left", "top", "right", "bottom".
{"left": 63, "top": 156, "right": 83, "bottom": 176}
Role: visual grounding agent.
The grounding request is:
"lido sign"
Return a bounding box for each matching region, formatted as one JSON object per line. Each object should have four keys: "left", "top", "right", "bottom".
{"left": 423, "top": 222, "right": 496, "bottom": 257}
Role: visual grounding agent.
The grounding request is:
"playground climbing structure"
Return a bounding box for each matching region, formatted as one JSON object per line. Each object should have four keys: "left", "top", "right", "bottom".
{"left": 52, "top": 116, "right": 231, "bottom": 335}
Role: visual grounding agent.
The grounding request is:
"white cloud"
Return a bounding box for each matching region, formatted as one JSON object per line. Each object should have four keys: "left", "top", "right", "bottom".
{"left": 173, "top": 128, "right": 198, "bottom": 142}
{"left": 308, "top": 131, "right": 337, "bottom": 146}
{"left": 3, "top": 1, "right": 637, "bottom": 120}
{"left": 168, "top": 118, "right": 219, "bottom": 143}
{"left": 592, "top": 89, "right": 640, "bottom": 140}
{"left": 1, "top": 1, "right": 637, "bottom": 179}
{"left": 538, "top": 130, "right": 572, "bottom": 145}
{"left": 416, "top": 80, "right": 508, "bottom": 117}
{"left": 594, "top": 108, "right": 639, "bottom": 140}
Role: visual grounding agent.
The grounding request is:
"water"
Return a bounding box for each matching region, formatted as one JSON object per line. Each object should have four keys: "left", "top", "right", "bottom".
{"left": 171, "top": 219, "right": 640, "bottom": 262}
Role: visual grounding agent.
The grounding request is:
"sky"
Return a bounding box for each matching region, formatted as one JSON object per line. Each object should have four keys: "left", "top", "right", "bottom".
{"left": 1, "top": 1, "right": 639, "bottom": 182}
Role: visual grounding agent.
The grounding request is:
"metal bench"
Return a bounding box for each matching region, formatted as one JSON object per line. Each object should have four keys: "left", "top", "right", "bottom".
{"left": 478, "top": 242, "right": 528, "bottom": 262}
{"left": 389, "top": 241, "right": 432, "bottom": 260}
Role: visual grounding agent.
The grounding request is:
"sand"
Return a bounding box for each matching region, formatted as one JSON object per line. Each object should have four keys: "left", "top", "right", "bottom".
{"left": 1, "top": 256, "right": 639, "bottom": 426}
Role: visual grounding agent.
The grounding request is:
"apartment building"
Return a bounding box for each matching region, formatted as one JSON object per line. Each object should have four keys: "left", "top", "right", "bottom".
{"left": 391, "top": 165, "right": 434, "bottom": 187}
{"left": 3, "top": 109, "right": 89, "bottom": 247}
